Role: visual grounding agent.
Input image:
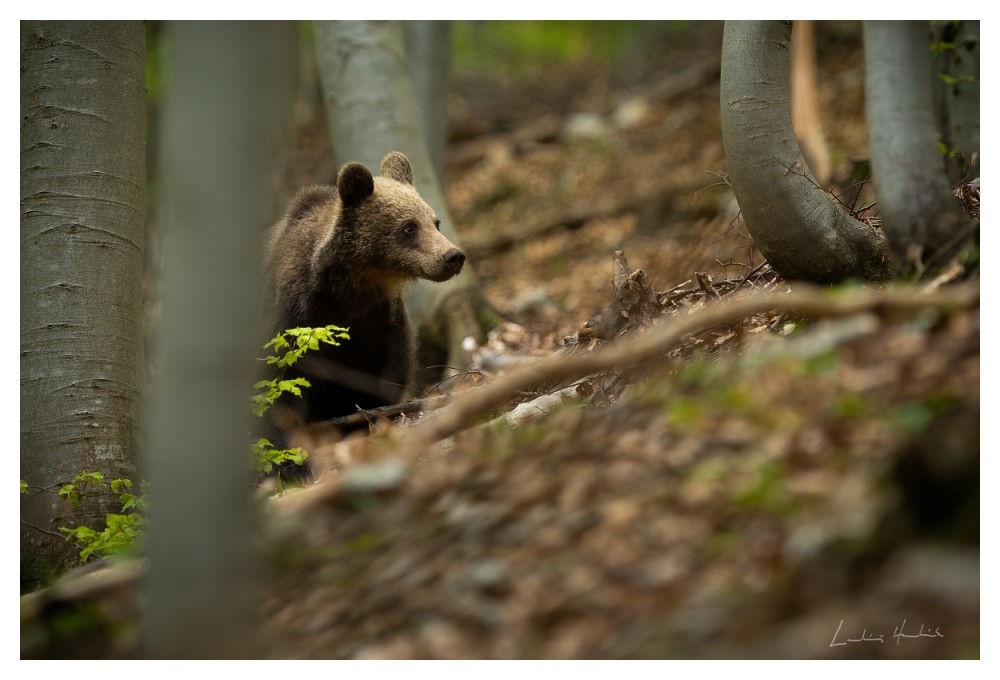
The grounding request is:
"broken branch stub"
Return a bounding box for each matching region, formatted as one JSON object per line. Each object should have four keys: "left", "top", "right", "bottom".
{"left": 579, "top": 250, "right": 659, "bottom": 341}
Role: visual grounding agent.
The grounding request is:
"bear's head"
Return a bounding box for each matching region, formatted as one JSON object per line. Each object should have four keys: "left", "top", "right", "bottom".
{"left": 336, "top": 151, "right": 466, "bottom": 288}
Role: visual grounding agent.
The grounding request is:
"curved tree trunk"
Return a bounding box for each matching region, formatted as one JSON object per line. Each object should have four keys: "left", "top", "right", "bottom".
{"left": 144, "top": 21, "right": 296, "bottom": 658}
{"left": 314, "top": 20, "right": 488, "bottom": 377}
{"left": 20, "top": 21, "right": 146, "bottom": 590}
{"left": 721, "top": 20, "right": 889, "bottom": 283}
{"left": 404, "top": 21, "right": 451, "bottom": 187}
{"left": 864, "top": 21, "right": 973, "bottom": 274}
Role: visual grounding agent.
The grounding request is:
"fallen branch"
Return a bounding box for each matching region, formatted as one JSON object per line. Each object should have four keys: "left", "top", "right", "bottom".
{"left": 399, "top": 283, "right": 979, "bottom": 455}
{"left": 273, "top": 282, "right": 978, "bottom": 512}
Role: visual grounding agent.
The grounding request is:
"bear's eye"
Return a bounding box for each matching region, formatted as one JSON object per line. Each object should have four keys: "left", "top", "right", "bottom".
{"left": 401, "top": 221, "right": 417, "bottom": 236}
{"left": 434, "top": 219, "right": 441, "bottom": 232}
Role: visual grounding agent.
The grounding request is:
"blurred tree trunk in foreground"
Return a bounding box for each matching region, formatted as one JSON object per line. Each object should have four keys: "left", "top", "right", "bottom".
{"left": 20, "top": 20, "right": 146, "bottom": 591}
{"left": 863, "top": 20, "right": 974, "bottom": 275}
{"left": 314, "top": 20, "right": 489, "bottom": 378}
{"left": 144, "top": 21, "right": 295, "bottom": 658}
{"left": 720, "top": 20, "right": 889, "bottom": 283}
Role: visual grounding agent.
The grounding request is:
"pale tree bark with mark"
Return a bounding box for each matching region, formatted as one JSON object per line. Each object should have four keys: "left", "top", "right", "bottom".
{"left": 790, "top": 20, "right": 832, "bottom": 186}
{"left": 20, "top": 20, "right": 146, "bottom": 589}
{"left": 720, "top": 20, "right": 889, "bottom": 283}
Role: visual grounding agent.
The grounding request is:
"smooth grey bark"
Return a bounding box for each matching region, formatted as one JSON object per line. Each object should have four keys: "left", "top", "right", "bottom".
{"left": 404, "top": 21, "right": 451, "bottom": 186}
{"left": 864, "top": 20, "right": 972, "bottom": 273}
{"left": 20, "top": 21, "right": 146, "bottom": 588}
{"left": 314, "top": 20, "right": 487, "bottom": 373}
{"left": 720, "top": 20, "right": 889, "bottom": 283}
{"left": 144, "top": 21, "right": 295, "bottom": 659}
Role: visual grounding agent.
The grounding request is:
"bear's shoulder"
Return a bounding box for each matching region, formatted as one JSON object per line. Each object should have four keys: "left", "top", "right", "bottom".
{"left": 286, "top": 185, "right": 338, "bottom": 224}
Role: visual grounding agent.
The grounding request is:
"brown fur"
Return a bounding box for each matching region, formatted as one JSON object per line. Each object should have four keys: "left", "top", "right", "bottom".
{"left": 263, "top": 152, "right": 465, "bottom": 443}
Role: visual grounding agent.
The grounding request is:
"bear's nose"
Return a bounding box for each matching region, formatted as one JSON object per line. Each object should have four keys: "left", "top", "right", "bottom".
{"left": 444, "top": 249, "right": 466, "bottom": 268}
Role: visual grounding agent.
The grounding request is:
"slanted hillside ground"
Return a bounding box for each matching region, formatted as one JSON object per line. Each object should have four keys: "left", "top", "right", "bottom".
{"left": 261, "top": 22, "right": 980, "bottom": 659}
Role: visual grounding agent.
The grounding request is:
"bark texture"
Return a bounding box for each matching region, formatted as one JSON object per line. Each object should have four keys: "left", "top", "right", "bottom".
{"left": 20, "top": 21, "right": 146, "bottom": 588}
{"left": 143, "top": 21, "right": 296, "bottom": 658}
{"left": 721, "top": 20, "right": 889, "bottom": 283}
{"left": 864, "top": 20, "right": 972, "bottom": 273}
{"left": 314, "top": 20, "right": 487, "bottom": 373}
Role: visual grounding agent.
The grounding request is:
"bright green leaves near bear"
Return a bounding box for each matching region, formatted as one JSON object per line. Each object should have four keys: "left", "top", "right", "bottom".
{"left": 250, "top": 325, "right": 351, "bottom": 477}
{"left": 251, "top": 325, "right": 351, "bottom": 417}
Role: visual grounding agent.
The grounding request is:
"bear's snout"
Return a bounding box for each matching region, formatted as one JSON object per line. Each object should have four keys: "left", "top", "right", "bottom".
{"left": 434, "top": 247, "right": 465, "bottom": 280}
{"left": 444, "top": 248, "right": 466, "bottom": 270}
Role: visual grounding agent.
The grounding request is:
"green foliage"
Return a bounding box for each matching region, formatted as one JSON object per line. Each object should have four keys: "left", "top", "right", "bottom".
{"left": 20, "top": 479, "right": 28, "bottom": 495}
{"left": 57, "top": 474, "right": 148, "bottom": 563}
{"left": 58, "top": 471, "right": 106, "bottom": 506}
{"left": 249, "top": 438, "right": 308, "bottom": 475}
{"left": 251, "top": 325, "right": 350, "bottom": 417}
{"left": 250, "top": 325, "right": 350, "bottom": 481}
{"left": 451, "top": 21, "right": 687, "bottom": 76}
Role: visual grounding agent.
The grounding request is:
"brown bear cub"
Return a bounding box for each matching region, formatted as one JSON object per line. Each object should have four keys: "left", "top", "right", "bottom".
{"left": 264, "top": 151, "right": 465, "bottom": 453}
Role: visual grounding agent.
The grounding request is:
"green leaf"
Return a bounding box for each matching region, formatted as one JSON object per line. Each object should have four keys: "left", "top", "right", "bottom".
{"left": 110, "top": 478, "right": 132, "bottom": 494}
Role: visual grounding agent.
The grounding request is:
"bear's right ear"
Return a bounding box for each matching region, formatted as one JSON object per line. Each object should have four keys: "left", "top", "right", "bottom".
{"left": 337, "top": 162, "right": 375, "bottom": 206}
{"left": 380, "top": 151, "right": 413, "bottom": 185}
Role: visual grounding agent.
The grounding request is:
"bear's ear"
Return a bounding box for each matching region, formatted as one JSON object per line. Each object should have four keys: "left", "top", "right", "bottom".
{"left": 337, "top": 162, "right": 375, "bottom": 206}
{"left": 380, "top": 151, "right": 413, "bottom": 185}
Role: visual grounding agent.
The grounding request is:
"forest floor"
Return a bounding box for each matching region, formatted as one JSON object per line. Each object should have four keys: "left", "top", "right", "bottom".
{"left": 22, "top": 22, "right": 979, "bottom": 660}
{"left": 256, "top": 23, "right": 980, "bottom": 659}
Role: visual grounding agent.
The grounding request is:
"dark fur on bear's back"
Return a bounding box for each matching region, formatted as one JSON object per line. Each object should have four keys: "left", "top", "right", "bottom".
{"left": 264, "top": 152, "right": 465, "bottom": 437}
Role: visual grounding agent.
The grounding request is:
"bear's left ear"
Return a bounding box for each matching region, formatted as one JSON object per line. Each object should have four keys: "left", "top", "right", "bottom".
{"left": 337, "top": 162, "right": 375, "bottom": 206}
{"left": 380, "top": 151, "right": 413, "bottom": 185}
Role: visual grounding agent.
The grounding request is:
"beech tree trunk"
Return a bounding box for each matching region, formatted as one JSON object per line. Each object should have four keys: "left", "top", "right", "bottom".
{"left": 863, "top": 20, "right": 972, "bottom": 274}
{"left": 143, "top": 21, "right": 296, "bottom": 658}
{"left": 20, "top": 20, "right": 146, "bottom": 590}
{"left": 314, "top": 20, "right": 488, "bottom": 377}
{"left": 404, "top": 21, "right": 451, "bottom": 187}
{"left": 720, "top": 20, "right": 889, "bottom": 283}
